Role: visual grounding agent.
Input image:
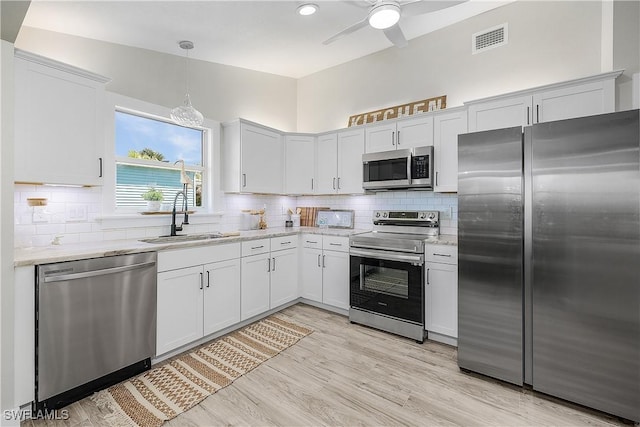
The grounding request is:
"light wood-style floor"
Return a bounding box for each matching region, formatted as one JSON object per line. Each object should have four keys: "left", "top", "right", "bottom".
{"left": 25, "top": 303, "right": 627, "bottom": 427}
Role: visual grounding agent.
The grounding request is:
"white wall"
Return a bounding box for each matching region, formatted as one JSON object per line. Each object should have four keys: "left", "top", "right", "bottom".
{"left": 15, "top": 27, "right": 298, "bottom": 132}
{"left": 297, "top": 1, "right": 604, "bottom": 132}
{"left": 613, "top": 0, "right": 640, "bottom": 111}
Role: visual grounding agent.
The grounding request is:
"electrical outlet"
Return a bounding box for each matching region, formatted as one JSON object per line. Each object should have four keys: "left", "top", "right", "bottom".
{"left": 32, "top": 207, "right": 49, "bottom": 223}
{"left": 66, "top": 204, "right": 88, "bottom": 222}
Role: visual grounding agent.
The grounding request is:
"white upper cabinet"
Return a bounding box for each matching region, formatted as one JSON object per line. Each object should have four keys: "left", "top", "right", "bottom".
{"left": 396, "top": 115, "right": 434, "bottom": 150}
{"left": 316, "top": 133, "right": 339, "bottom": 194}
{"left": 284, "top": 134, "right": 315, "bottom": 194}
{"left": 467, "top": 95, "right": 531, "bottom": 132}
{"left": 14, "top": 51, "right": 109, "bottom": 186}
{"left": 337, "top": 128, "right": 365, "bottom": 194}
{"left": 433, "top": 107, "right": 467, "bottom": 193}
{"left": 315, "top": 129, "right": 364, "bottom": 195}
{"left": 365, "top": 115, "right": 434, "bottom": 153}
{"left": 222, "top": 120, "right": 284, "bottom": 194}
{"left": 365, "top": 122, "right": 397, "bottom": 153}
{"left": 532, "top": 80, "right": 616, "bottom": 123}
{"left": 467, "top": 70, "right": 621, "bottom": 132}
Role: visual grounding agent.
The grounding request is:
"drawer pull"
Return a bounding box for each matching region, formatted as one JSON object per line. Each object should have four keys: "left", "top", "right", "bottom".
{"left": 433, "top": 253, "right": 452, "bottom": 257}
{"left": 329, "top": 242, "right": 342, "bottom": 246}
{"left": 280, "top": 241, "right": 292, "bottom": 245}
{"left": 306, "top": 240, "right": 318, "bottom": 244}
{"left": 251, "top": 245, "right": 264, "bottom": 250}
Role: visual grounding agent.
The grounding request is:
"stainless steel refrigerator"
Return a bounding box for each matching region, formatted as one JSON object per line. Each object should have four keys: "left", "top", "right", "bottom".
{"left": 457, "top": 110, "right": 639, "bottom": 422}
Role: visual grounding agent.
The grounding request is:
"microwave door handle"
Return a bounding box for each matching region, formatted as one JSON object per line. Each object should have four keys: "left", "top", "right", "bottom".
{"left": 407, "top": 155, "right": 412, "bottom": 185}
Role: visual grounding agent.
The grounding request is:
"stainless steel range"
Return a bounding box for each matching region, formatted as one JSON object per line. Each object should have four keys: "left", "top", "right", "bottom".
{"left": 349, "top": 210, "right": 439, "bottom": 343}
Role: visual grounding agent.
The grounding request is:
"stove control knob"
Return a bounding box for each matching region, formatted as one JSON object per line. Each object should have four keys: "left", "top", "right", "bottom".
{"left": 427, "top": 212, "right": 436, "bottom": 220}
{"left": 383, "top": 212, "right": 388, "bottom": 218}
{"left": 375, "top": 212, "right": 381, "bottom": 218}
{"left": 419, "top": 212, "right": 426, "bottom": 219}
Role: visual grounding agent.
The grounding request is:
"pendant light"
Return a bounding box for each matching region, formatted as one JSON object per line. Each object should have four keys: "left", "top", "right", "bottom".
{"left": 171, "top": 40, "right": 204, "bottom": 127}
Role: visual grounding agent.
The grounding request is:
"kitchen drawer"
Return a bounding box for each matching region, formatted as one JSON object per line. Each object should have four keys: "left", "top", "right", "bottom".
{"left": 158, "top": 243, "right": 241, "bottom": 272}
{"left": 425, "top": 244, "right": 458, "bottom": 265}
{"left": 271, "top": 235, "right": 298, "bottom": 251}
{"left": 241, "top": 238, "right": 271, "bottom": 256}
{"left": 322, "top": 235, "right": 349, "bottom": 253}
{"left": 301, "top": 234, "right": 322, "bottom": 249}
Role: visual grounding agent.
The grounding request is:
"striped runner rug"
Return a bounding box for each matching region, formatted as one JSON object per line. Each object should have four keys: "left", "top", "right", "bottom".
{"left": 91, "top": 314, "right": 313, "bottom": 427}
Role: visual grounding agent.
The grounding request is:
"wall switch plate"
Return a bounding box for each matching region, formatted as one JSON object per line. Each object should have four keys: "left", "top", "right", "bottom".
{"left": 65, "top": 204, "right": 88, "bottom": 222}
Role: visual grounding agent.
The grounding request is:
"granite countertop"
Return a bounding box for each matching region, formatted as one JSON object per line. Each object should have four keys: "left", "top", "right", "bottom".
{"left": 14, "top": 227, "right": 457, "bottom": 267}
{"left": 13, "top": 227, "right": 361, "bottom": 267}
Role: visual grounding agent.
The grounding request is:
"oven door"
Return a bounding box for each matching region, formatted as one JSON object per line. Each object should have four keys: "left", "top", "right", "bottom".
{"left": 362, "top": 149, "right": 412, "bottom": 190}
{"left": 350, "top": 247, "right": 424, "bottom": 324}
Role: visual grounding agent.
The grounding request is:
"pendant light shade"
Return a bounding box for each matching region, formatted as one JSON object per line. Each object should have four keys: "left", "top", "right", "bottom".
{"left": 171, "top": 40, "right": 204, "bottom": 127}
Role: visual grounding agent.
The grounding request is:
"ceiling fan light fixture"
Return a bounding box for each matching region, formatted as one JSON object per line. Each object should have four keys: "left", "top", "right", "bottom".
{"left": 171, "top": 40, "right": 204, "bottom": 127}
{"left": 297, "top": 3, "right": 318, "bottom": 16}
{"left": 368, "top": 4, "right": 401, "bottom": 30}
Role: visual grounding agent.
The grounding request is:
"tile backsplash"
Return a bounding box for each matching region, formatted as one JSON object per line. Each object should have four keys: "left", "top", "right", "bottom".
{"left": 14, "top": 184, "right": 457, "bottom": 248}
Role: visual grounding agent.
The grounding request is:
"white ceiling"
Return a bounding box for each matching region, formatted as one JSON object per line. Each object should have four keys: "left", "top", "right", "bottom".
{"left": 22, "top": 0, "right": 513, "bottom": 79}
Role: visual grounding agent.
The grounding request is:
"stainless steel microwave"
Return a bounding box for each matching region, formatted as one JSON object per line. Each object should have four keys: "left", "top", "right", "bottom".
{"left": 362, "top": 146, "right": 434, "bottom": 190}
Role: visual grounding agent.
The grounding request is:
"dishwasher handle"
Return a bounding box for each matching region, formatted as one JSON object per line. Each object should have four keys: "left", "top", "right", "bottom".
{"left": 43, "top": 260, "right": 157, "bottom": 283}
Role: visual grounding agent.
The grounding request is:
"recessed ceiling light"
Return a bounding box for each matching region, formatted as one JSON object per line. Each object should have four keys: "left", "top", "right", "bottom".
{"left": 297, "top": 3, "right": 318, "bottom": 16}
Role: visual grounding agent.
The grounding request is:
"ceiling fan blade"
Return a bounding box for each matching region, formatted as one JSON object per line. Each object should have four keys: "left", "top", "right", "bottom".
{"left": 401, "top": 0, "right": 466, "bottom": 17}
{"left": 322, "top": 18, "right": 369, "bottom": 45}
{"left": 383, "top": 24, "right": 408, "bottom": 48}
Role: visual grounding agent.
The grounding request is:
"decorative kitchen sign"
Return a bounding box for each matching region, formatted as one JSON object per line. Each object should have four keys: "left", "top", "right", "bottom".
{"left": 347, "top": 95, "right": 447, "bottom": 127}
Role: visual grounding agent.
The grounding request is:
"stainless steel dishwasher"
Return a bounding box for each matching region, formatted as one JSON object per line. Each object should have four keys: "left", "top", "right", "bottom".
{"left": 35, "top": 252, "right": 157, "bottom": 411}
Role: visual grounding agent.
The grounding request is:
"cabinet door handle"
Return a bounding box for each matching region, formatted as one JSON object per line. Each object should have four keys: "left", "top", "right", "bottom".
{"left": 337, "top": 177, "right": 341, "bottom": 190}
{"left": 397, "top": 130, "right": 400, "bottom": 145}
{"left": 272, "top": 257, "right": 276, "bottom": 271}
{"left": 322, "top": 255, "right": 326, "bottom": 268}
{"left": 317, "top": 254, "right": 321, "bottom": 267}
{"left": 536, "top": 104, "right": 540, "bottom": 123}
{"left": 267, "top": 257, "right": 271, "bottom": 272}
{"left": 311, "top": 178, "right": 314, "bottom": 190}
{"left": 391, "top": 131, "right": 395, "bottom": 146}
{"left": 435, "top": 171, "right": 439, "bottom": 186}
{"left": 206, "top": 270, "right": 210, "bottom": 288}
{"left": 242, "top": 173, "right": 247, "bottom": 187}
{"left": 98, "top": 157, "right": 103, "bottom": 178}
{"left": 333, "top": 177, "right": 336, "bottom": 190}
{"left": 426, "top": 268, "right": 430, "bottom": 285}
{"left": 527, "top": 106, "right": 530, "bottom": 125}
{"left": 199, "top": 272, "right": 203, "bottom": 290}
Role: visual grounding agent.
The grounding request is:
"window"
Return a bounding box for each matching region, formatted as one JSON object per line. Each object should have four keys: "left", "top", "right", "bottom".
{"left": 114, "top": 111, "right": 205, "bottom": 210}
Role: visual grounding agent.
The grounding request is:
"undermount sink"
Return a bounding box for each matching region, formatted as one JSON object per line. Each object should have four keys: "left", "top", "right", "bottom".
{"left": 139, "top": 232, "right": 224, "bottom": 244}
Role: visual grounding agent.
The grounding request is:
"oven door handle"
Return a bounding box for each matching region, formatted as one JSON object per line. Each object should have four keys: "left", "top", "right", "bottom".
{"left": 350, "top": 247, "right": 424, "bottom": 265}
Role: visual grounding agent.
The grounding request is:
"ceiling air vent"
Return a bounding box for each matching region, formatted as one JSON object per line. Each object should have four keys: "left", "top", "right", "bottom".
{"left": 472, "top": 23, "right": 508, "bottom": 54}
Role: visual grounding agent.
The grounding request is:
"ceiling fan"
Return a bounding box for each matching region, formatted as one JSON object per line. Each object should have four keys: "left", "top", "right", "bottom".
{"left": 323, "top": 0, "right": 465, "bottom": 48}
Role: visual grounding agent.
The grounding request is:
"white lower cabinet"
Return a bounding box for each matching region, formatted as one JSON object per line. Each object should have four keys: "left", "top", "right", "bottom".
{"left": 270, "top": 247, "right": 299, "bottom": 308}
{"left": 157, "top": 266, "right": 205, "bottom": 355}
{"left": 301, "top": 234, "right": 350, "bottom": 311}
{"left": 241, "top": 236, "right": 299, "bottom": 321}
{"left": 203, "top": 259, "right": 242, "bottom": 335}
{"left": 156, "top": 243, "right": 241, "bottom": 356}
{"left": 241, "top": 253, "right": 271, "bottom": 320}
{"left": 425, "top": 244, "right": 458, "bottom": 341}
